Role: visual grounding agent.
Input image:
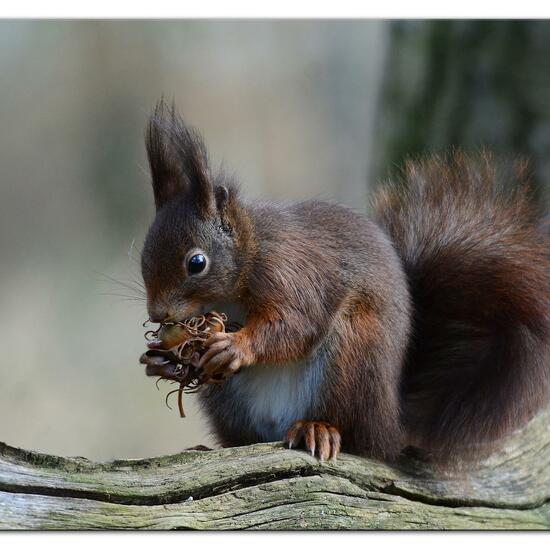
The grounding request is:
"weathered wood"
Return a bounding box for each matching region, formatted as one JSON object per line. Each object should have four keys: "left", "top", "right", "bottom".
{"left": 0, "top": 409, "right": 548, "bottom": 530}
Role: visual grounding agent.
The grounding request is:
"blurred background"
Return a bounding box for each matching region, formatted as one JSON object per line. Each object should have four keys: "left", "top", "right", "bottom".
{"left": 0, "top": 20, "right": 549, "bottom": 461}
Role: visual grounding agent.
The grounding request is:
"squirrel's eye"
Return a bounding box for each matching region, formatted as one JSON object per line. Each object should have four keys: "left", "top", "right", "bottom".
{"left": 188, "top": 253, "right": 207, "bottom": 275}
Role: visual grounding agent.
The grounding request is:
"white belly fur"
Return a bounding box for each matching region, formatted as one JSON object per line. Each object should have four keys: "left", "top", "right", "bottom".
{"left": 227, "top": 353, "right": 326, "bottom": 442}
{"left": 201, "top": 299, "right": 327, "bottom": 441}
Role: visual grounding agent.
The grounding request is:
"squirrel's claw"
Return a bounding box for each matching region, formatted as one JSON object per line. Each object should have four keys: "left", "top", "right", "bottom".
{"left": 284, "top": 421, "right": 341, "bottom": 461}
{"left": 199, "top": 331, "right": 251, "bottom": 382}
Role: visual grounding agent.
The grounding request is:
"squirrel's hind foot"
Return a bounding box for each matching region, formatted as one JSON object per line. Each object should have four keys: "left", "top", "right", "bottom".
{"left": 284, "top": 420, "right": 341, "bottom": 461}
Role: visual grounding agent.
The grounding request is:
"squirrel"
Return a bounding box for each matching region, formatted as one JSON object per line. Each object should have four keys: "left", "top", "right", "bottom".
{"left": 140, "top": 99, "right": 550, "bottom": 464}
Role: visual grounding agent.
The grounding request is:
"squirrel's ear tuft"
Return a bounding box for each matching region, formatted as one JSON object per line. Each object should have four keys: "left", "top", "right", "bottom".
{"left": 145, "top": 98, "right": 213, "bottom": 216}
{"left": 214, "top": 185, "right": 229, "bottom": 212}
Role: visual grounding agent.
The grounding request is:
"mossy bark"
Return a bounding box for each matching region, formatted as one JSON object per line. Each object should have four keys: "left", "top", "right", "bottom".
{"left": 0, "top": 409, "right": 548, "bottom": 529}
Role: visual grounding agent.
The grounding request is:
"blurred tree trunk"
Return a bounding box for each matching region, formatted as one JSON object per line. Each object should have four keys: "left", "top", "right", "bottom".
{"left": 372, "top": 20, "right": 550, "bottom": 205}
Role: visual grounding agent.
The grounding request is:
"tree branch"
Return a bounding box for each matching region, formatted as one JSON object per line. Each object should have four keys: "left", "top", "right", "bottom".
{"left": 1, "top": 409, "right": 548, "bottom": 529}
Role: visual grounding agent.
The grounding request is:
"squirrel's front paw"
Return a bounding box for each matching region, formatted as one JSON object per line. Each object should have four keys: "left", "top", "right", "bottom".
{"left": 284, "top": 421, "right": 341, "bottom": 461}
{"left": 199, "top": 331, "right": 254, "bottom": 383}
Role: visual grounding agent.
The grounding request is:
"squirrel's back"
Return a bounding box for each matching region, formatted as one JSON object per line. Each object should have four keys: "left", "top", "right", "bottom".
{"left": 373, "top": 151, "right": 550, "bottom": 462}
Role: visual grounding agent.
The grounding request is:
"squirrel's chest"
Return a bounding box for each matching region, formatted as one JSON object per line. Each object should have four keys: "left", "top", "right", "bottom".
{"left": 199, "top": 299, "right": 327, "bottom": 442}
{"left": 219, "top": 352, "right": 327, "bottom": 442}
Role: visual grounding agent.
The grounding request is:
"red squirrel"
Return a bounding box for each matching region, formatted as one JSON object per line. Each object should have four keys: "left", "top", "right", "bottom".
{"left": 140, "top": 100, "right": 550, "bottom": 464}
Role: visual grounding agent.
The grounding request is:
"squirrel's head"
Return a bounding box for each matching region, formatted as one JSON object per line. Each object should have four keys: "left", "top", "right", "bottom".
{"left": 141, "top": 100, "right": 250, "bottom": 323}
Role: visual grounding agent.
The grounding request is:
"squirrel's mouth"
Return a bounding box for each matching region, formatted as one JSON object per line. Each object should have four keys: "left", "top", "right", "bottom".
{"left": 161, "top": 302, "right": 219, "bottom": 324}
{"left": 147, "top": 300, "right": 202, "bottom": 324}
{"left": 149, "top": 299, "right": 247, "bottom": 326}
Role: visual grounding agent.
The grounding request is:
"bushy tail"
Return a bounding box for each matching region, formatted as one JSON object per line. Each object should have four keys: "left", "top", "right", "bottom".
{"left": 373, "top": 151, "right": 550, "bottom": 462}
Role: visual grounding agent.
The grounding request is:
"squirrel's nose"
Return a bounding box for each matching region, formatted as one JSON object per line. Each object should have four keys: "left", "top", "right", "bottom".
{"left": 147, "top": 304, "right": 176, "bottom": 324}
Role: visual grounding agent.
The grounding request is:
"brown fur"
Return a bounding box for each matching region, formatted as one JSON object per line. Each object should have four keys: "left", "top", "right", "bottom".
{"left": 194, "top": 199, "right": 410, "bottom": 461}
{"left": 373, "top": 151, "right": 550, "bottom": 462}
{"left": 141, "top": 100, "right": 549, "bottom": 464}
